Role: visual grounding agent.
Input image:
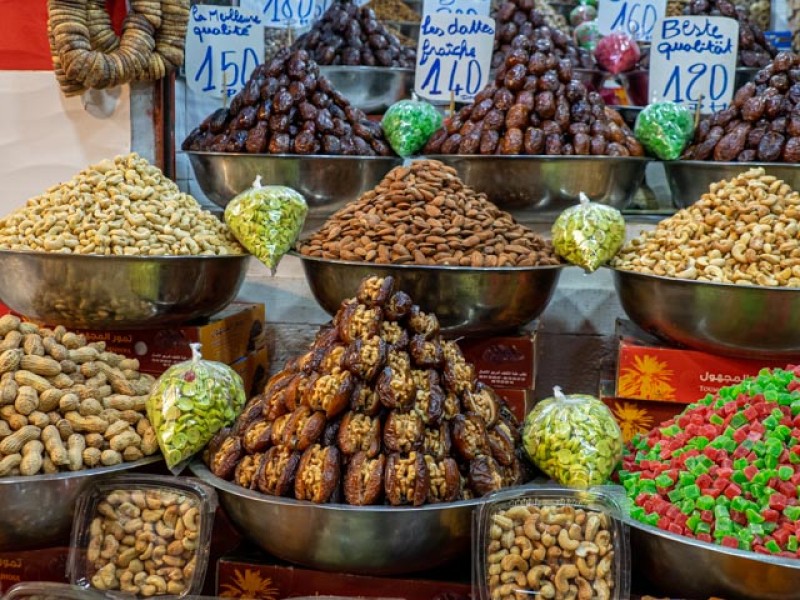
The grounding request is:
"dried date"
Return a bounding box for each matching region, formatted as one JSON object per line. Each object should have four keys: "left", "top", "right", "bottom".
{"left": 337, "top": 411, "right": 382, "bottom": 457}
{"left": 343, "top": 336, "right": 387, "bottom": 382}
{"left": 344, "top": 452, "right": 385, "bottom": 505}
{"left": 243, "top": 420, "right": 273, "bottom": 454}
{"left": 283, "top": 406, "right": 327, "bottom": 451}
{"left": 425, "top": 456, "right": 460, "bottom": 503}
{"left": 295, "top": 444, "right": 341, "bottom": 503}
{"left": 383, "top": 410, "right": 425, "bottom": 453}
{"left": 468, "top": 455, "right": 504, "bottom": 496}
{"left": 256, "top": 445, "right": 301, "bottom": 496}
{"left": 210, "top": 435, "right": 242, "bottom": 480}
{"left": 385, "top": 452, "right": 429, "bottom": 506}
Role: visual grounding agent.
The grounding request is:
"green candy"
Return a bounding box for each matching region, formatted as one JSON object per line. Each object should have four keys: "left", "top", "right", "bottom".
{"left": 381, "top": 99, "right": 443, "bottom": 157}
{"left": 634, "top": 101, "right": 695, "bottom": 160}
{"left": 522, "top": 387, "right": 624, "bottom": 488}
{"left": 552, "top": 193, "right": 625, "bottom": 272}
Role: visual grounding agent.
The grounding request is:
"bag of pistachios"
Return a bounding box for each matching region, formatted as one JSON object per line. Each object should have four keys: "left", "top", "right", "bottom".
{"left": 552, "top": 193, "right": 625, "bottom": 273}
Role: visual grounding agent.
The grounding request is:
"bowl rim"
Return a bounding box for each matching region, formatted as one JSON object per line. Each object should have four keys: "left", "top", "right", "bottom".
{"left": 189, "top": 459, "right": 485, "bottom": 512}
{"left": 606, "top": 265, "right": 800, "bottom": 294}
{"left": 663, "top": 159, "right": 800, "bottom": 168}
{"left": 0, "top": 248, "right": 251, "bottom": 262}
{"left": 422, "top": 154, "right": 652, "bottom": 163}
{"left": 624, "top": 513, "right": 800, "bottom": 570}
{"left": 0, "top": 455, "right": 162, "bottom": 485}
{"left": 183, "top": 151, "right": 404, "bottom": 162}
{"left": 290, "top": 250, "right": 569, "bottom": 273}
{"left": 317, "top": 65, "right": 415, "bottom": 74}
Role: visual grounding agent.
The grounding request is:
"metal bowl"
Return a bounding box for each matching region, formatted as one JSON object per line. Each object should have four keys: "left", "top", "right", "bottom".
{"left": 294, "top": 252, "right": 565, "bottom": 335}
{"left": 611, "top": 267, "right": 800, "bottom": 359}
{"left": 319, "top": 66, "right": 414, "bottom": 114}
{"left": 0, "top": 249, "right": 249, "bottom": 329}
{"left": 190, "top": 461, "right": 480, "bottom": 575}
{"left": 0, "top": 456, "right": 161, "bottom": 551}
{"left": 186, "top": 152, "right": 402, "bottom": 213}
{"left": 665, "top": 161, "right": 800, "bottom": 208}
{"left": 628, "top": 517, "right": 800, "bottom": 600}
{"left": 425, "top": 155, "right": 649, "bottom": 213}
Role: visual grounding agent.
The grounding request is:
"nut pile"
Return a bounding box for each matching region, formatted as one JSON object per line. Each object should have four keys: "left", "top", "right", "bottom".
{"left": 364, "top": 0, "right": 421, "bottom": 24}
{"left": 0, "top": 153, "right": 243, "bottom": 256}
{"left": 491, "top": 0, "right": 594, "bottom": 70}
{"left": 206, "top": 275, "right": 527, "bottom": 505}
{"left": 298, "top": 160, "right": 560, "bottom": 267}
{"left": 485, "top": 503, "right": 617, "bottom": 600}
{"left": 0, "top": 315, "right": 159, "bottom": 477}
{"left": 686, "top": 0, "right": 776, "bottom": 67}
{"left": 424, "top": 39, "right": 644, "bottom": 156}
{"left": 612, "top": 168, "right": 800, "bottom": 287}
{"left": 683, "top": 52, "right": 800, "bottom": 162}
{"left": 182, "top": 50, "right": 392, "bottom": 156}
{"left": 292, "top": 0, "right": 416, "bottom": 67}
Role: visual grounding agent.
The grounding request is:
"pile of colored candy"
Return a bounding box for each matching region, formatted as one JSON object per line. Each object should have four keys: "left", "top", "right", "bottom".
{"left": 618, "top": 366, "right": 800, "bottom": 558}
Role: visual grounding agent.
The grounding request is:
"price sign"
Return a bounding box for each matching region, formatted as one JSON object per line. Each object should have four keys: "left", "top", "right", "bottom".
{"left": 240, "top": 0, "right": 316, "bottom": 29}
{"left": 185, "top": 5, "right": 265, "bottom": 99}
{"left": 414, "top": 14, "right": 494, "bottom": 103}
{"left": 423, "top": 0, "right": 490, "bottom": 17}
{"left": 597, "top": 0, "right": 666, "bottom": 42}
{"left": 649, "top": 16, "right": 739, "bottom": 114}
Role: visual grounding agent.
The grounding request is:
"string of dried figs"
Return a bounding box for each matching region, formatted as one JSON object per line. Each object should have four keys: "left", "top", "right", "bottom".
{"left": 0, "top": 314, "right": 159, "bottom": 477}
{"left": 292, "top": 0, "right": 416, "bottom": 68}
{"left": 205, "top": 275, "right": 530, "bottom": 505}
{"left": 611, "top": 168, "right": 800, "bottom": 287}
{"left": 182, "top": 49, "right": 392, "bottom": 156}
{"left": 682, "top": 52, "right": 800, "bottom": 162}
{"left": 298, "top": 160, "right": 561, "bottom": 267}
{"left": 425, "top": 35, "right": 644, "bottom": 157}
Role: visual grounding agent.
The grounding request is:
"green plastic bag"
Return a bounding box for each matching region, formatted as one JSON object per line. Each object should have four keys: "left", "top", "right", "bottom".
{"left": 381, "top": 99, "right": 443, "bottom": 157}
{"left": 634, "top": 101, "right": 695, "bottom": 160}
{"left": 552, "top": 193, "right": 625, "bottom": 272}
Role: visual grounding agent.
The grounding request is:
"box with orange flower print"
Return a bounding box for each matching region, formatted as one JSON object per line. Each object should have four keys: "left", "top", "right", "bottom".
{"left": 614, "top": 320, "right": 792, "bottom": 405}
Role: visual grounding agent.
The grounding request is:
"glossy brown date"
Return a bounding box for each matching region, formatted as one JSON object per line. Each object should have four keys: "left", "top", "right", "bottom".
{"left": 425, "top": 456, "right": 461, "bottom": 503}
{"left": 209, "top": 435, "right": 242, "bottom": 481}
{"left": 383, "top": 410, "right": 425, "bottom": 453}
{"left": 462, "top": 382, "right": 500, "bottom": 427}
{"left": 295, "top": 444, "right": 341, "bottom": 503}
{"left": 451, "top": 413, "right": 491, "bottom": 461}
{"left": 343, "top": 336, "right": 388, "bottom": 382}
{"left": 337, "top": 411, "right": 382, "bottom": 457}
{"left": 344, "top": 452, "right": 385, "bottom": 505}
{"left": 243, "top": 419, "right": 273, "bottom": 454}
{"left": 282, "top": 406, "right": 326, "bottom": 451}
{"left": 468, "top": 454, "right": 505, "bottom": 496}
{"left": 385, "top": 452, "right": 429, "bottom": 506}
{"left": 256, "top": 445, "right": 301, "bottom": 497}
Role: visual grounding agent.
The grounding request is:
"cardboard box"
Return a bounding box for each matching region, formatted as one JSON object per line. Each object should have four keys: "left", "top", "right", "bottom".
{"left": 0, "top": 548, "right": 68, "bottom": 593}
{"left": 231, "top": 345, "right": 271, "bottom": 399}
{"left": 614, "top": 320, "right": 793, "bottom": 405}
{"left": 601, "top": 395, "right": 687, "bottom": 443}
{"left": 217, "top": 552, "right": 471, "bottom": 600}
{"left": 457, "top": 329, "right": 537, "bottom": 391}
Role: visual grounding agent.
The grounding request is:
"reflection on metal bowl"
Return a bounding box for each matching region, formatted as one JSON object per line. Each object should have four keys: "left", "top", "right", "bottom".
{"left": 319, "top": 66, "right": 415, "bottom": 114}
{"left": 611, "top": 267, "right": 800, "bottom": 359}
{"left": 190, "top": 461, "right": 480, "bottom": 575}
{"left": 294, "top": 252, "right": 565, "bottom": 335}
{"left": 0, "top": 250, "right": 249, "bottom": 329}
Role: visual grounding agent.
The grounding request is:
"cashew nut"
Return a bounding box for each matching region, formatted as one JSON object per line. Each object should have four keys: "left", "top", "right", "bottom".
{"left": 576, "top": 557, "right": 596, "bottom": 579}
{"left": 593, "top": 578, "right": 611, "bottom": 600}
{"left": 558, "top": 528, "right": 580, "bottom": 551}
{"left": 554, "top": 565, "right": 579, "bottom": 593}
{"left": 526, "top": 565, "right": 551, "bottom": 588}
{"left": 501, "top": 554, "right": 528, "bottom": 573}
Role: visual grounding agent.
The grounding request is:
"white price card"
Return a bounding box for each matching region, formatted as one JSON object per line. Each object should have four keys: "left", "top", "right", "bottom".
{"left": 185, "top": 5, "right": 265, "bottom": 100}
{"left": 414, "top": 14, "right": 494, "bottom": 103}
{"left": 597, "top": 0, "right": 667, "bottom": 42}
{"left": 423, "top": 0, "right": 490, "bottom": 17}
{"left": 240, "top": 0, "right": 316, "bottom": 29}
{"left": 649, "top": 16, "right": 739, "bottom": 114}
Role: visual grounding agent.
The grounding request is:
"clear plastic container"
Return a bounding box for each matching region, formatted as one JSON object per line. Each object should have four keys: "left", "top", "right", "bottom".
{"left": 1, "top": 583, "right": 112, "bottom": 600}
{"left": 473, "top": 485, "right": 631, "bottom": 600}
{"left": 67, "top": 475, "right": 218, "bottom": 598}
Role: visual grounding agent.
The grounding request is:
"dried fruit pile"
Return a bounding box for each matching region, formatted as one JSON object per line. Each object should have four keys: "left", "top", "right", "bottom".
{"left": 293, "top": 0, "right": 415, "bottom": 67}
{"left": 683, "top": 52, "right": 800, "bottom": 162}
{"left": 182, "top": 50, "right": 392, "bottom": 156}
{"left": 620, "top": 366, "right": 800, "bottom": 557}
{"left": 205, "top": 276, "right": 526, "bottom": 505}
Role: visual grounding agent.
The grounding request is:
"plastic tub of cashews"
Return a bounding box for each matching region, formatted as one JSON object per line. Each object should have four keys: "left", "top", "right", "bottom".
{"left": 473, "top": 485, "right": 630, "bottom": 600}
{"left": 66, "top": 475, "right": 218, "bottom": 598}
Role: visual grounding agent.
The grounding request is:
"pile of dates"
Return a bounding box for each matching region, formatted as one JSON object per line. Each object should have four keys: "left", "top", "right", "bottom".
{"left": 425, "top": 35, "right": 645, "bottom": 156}
{"left": 182, "top": 50, "right": 392, "bottom": 156}
{"left": 293, "top": 0, "right": 415, "bottom": 68}
{"left": 492, "top": 0, "right": 594, "bottom": 70}
{"left": 205, "top": 275, "right": 528, "bottom": 506}
{"left": 687, "top": 0, "right": 776, "bottom": 67}
{"left": 683, "top": 52, "right": 800, "bottom": 162}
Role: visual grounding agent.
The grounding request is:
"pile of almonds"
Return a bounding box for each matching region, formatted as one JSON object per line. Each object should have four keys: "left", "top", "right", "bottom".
{"left": 297, "top": 160, "right": 560, "bottom": 267}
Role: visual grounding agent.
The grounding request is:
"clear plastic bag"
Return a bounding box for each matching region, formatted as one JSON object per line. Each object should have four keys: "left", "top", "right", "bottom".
{"left": 224, "top": 176, "right": 308, "bottom": 273}
{"left": 634, "top": 101, "right": 696, "bottom": 160}
{"left": 595, "top": 32, "right": 640, "bottom": 74}
{"left": 381, "top": 98, "right": 443, "bottom": 157}
{"left": 552, "top": 193, "right": 625, "bottom": 272}
{"left": 522, "top": 387, "right": 623, "bottom": 488}
{"left": 570, "top": 4, "right": 597, "bottom": 26}
{"left": 147, "top": 343, "right": 246, "bottom": 471}
{"left": 574, "top": 20, "right": 601, "bottom": 51}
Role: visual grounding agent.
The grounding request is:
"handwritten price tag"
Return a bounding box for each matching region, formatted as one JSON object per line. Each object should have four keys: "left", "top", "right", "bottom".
{"left": 414, "top": 14, "right": 494, "bottom": 103}
{"left": 185, "top": 5, "right": 266, "bottom": 99}
{"left": 422, "top": 0, "right": 490, "bottom": 17}
{"left": 240, "top": 0, "right": 316, "bottom": 29}
{"left": 649, "top": 16, "right": 739, "bottom": 114}
{"left": 597, "top": 0, "right": 666, "bottom": 42}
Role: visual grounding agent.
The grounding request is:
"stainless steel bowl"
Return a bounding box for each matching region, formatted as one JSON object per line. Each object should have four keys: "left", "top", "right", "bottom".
{"left": 0, "top": 249, "right": 249, "bottom": 329}
{"left": 425, "top": 155, "right": 649, "bottom": 213}
{"left": 0, "top": 456, "right": 161, "bottom": 551}
{"left": 665, "top": 161, "right": 800, "bottom": 208}
{"left": 611, "top": 267, "right": 800, "bottom": 359}
{"left": 319, "top": 66, "right": 414, "bottom": 114}
{"left": 628, "top": 517, "right": 800, "bottom": 600}
{"left": 186, "top": 152, "right": 402, "bottom": 213}
{"left": 190, "top": 461, "right": 480, "bottom": 575}
{"left": 294, "top": 252, "right": 565, "bottom": 335}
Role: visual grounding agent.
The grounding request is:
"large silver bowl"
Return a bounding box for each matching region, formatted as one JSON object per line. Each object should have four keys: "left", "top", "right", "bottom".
{"left": 0, "top": 456, "right": 161, "bottom": 551}
{"left": 628, "top": 517, "right": 800, "bottom": 600}
{"left": 611, "top": 267, "right": 800, "bottom": 359}
{"left": 186, "top": 152, "right": 402, "bottom": 212}
{"left": 0, "top": 249, "right": 249, "bottom": 329}
{"left": 319, "top": 66, "right": 414, "bottom": 114}
{"left": 190, "top": 461, "right": 480, "bottom": 575}
{"left": 425, "top": 155, "right": 649, "bottom": 213}
{"left": 294, "top": 253, "right": 565, "bottom": 335}
{"left": 665, "top": 161, "right": 800, "bottom": 208}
